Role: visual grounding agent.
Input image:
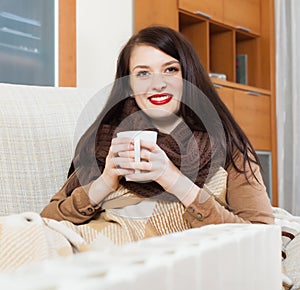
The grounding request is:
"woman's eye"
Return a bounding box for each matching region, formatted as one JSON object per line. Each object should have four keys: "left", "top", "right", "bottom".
{"left": 136, "top": 71, "right": 150, "bottom": 78}
{"left": 165, "top": 66, "right": 180, "bottom": 74}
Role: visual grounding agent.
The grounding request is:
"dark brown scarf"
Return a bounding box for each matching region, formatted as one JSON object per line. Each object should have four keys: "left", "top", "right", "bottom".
{"left": 84, "top": 98, "right": 223, "bottom": 198}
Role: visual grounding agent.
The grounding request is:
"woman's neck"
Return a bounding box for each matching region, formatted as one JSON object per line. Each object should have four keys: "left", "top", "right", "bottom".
{"left": 151, "top": 116, "right": 183, "bottom": 134}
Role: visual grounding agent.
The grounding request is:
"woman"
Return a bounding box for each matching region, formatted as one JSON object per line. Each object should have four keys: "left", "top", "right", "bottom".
{"left": 41, "top": 26, "right": 273, "bottom": 243}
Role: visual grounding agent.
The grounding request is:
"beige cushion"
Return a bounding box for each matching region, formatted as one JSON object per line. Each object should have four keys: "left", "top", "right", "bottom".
{"left": 0, "top": 83, "right": 106, "bottom": 216}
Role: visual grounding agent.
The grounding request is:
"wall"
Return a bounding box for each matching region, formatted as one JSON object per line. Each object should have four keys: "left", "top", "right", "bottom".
{"left": 76, "top": 0, "right": 133, "bottom": 90}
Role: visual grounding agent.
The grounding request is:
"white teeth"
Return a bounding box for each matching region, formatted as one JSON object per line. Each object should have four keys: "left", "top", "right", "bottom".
{"left": 150, "top": 96, "right": 170, "bottom": 101}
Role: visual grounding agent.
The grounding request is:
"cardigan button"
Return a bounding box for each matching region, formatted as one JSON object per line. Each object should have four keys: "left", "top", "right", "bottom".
{"left": 196, "top": 213, "right": 203, "bottom": 220}
{"left": 80, "top": 211, "right": 87, "bottom": 216}
{"left": 87, "top": 207, "right": 94, "bottom": 213}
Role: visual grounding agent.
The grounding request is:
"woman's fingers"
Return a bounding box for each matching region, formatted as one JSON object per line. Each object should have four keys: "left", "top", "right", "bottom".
{"left": 110, "top": 143, "right": 134, "bottom": 155}
{"left": 113, "top": 168, "right": 135, "bottom": 176}
{"left": 110, "top": 137, "right": 134, "bottom": 155}
{"left": 139, "top": 139, "right": 157, "bottom": 152}
{"left": 125, "top": 167, "right": 165, "bottom": 182}
{"left": 111, "top": 136, "right": 132, "bottom": 145}
{"left": 113, "top": 157, "right": 135, "bottom": 169}
{"left": 118, "top": 148, "right": 151, "bottom": 161}
{"left": 108, "top": 138, "right": 171, "bottom": 182}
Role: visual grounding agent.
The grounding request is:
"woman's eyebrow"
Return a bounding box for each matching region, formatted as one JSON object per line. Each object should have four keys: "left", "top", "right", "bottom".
{"left": 132, "top": 61, "right": 180, "bottom": 71}
{"left": 163, "top": 60, "right": 180, "bottom": 67}
{"left": 132, "top": 65, "right": 149, "bottom": 71}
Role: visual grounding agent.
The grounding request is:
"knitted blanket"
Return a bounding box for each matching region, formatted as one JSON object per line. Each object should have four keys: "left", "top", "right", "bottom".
{"left": 0, "top": 167, "right": 228, "bottom": 271}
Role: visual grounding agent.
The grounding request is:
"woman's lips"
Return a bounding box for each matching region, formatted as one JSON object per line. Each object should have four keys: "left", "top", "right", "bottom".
{"left": 148, "top": 93, "right": 173, "bottom": 105}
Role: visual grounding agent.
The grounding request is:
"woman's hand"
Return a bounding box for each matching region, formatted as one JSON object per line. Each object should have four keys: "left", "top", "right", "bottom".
{"left": 88, "top": 136, "right": 136, "bottom": 205}
{"left": 101, "top": 136, "right": 136, "bottom": 190}
{"left": 115, "top": 138, "right": 200, "bottom": 206}
{"left": 88, "top": 137, "right": 134, "bottom": 206}
{"left": 117, "top": 139, "right": 182, "bottom": 191}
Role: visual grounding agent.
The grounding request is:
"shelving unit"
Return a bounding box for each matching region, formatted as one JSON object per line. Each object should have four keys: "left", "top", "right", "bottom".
{"left": 134, "top": 0, "right": 277, "bottom": 204}
{"left": 0, "top": 11, "right": 41, "bottom": 55}
{"left": 0, "top": 1, "right": 54, "bottom": 86}
{"left": 0, "top": 0, "right": 76, "bottom": 87}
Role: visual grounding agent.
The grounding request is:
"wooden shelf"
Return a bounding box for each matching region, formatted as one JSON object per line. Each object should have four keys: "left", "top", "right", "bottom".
{"left": 178, "top": 0, "right": 224, "bottom": 23}
{"left": 178, "top": 10, "right": 266, "bottom": 89}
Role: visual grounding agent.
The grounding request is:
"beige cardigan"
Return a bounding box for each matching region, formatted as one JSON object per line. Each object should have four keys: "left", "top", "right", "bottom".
{"left": 40, "top": 151, "right": 274, "bottom": 226}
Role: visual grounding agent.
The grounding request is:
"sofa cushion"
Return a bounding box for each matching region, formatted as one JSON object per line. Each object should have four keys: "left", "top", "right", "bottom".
{"left": 0, "top": 83, "right": 106, "bottom": 216}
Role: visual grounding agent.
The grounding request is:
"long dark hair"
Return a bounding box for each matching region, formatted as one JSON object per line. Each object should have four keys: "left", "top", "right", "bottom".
{"left": 69, "top": 25, "right": 260, "bottom": 181}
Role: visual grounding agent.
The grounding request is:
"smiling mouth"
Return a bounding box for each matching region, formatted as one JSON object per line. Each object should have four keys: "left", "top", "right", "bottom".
{"left": 148, "top": 93, "right": 173, "bottom": 105}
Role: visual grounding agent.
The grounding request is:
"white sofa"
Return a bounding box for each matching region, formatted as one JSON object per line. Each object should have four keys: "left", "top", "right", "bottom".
{"left": 0, "top": 83, "right": 283, "bottom": 289}
{"left": 0, "top": 83, "right": 105, "bottom": 216}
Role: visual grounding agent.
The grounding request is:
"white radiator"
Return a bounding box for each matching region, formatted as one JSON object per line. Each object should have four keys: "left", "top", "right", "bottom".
{"left": 0, "top": 224, "right": 282, "bottom": 290}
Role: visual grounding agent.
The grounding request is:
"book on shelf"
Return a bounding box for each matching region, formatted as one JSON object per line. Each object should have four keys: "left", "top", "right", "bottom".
{"left": 236, "top": 54, "right": 248, "bottom": 85}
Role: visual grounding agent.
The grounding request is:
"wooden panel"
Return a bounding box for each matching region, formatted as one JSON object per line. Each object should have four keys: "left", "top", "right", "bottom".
{"left": 59, "top": 0, "right": 76, "bottom": 87}
{"left": 214, "top": 84, "right": 234, "bottom": 113}
{"left": 178, "top": 0, "right": 224, "bottom": 23}
{"left": 224, "top": 0, "right": 260, "bottom": 35}
{"left": 134, "top": 0, "right": 178, "bottom": 32}
{"left": 259, "top": 0, "right": 272, "bottom": 90}
{"left": 234, "top": 90, "right": 271, "bottom": 150}
{"left": 180, "top": 18, "right": 210, "bottom": 71}
{"left": 263, "top": 0, "right": 277, "bottom": 206}
{"left": 236, "top": 35, "right": 258, "bottom": 87}
{"left": 210, "top": 28, "right": 235, "bottom": 81}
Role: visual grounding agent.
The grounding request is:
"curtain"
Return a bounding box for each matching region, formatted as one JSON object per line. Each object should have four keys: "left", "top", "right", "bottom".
{"left": 275, "top": 0, "right": 300, "bottom": 215}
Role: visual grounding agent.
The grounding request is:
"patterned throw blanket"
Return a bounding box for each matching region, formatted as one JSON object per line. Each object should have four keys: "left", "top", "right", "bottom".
{"left": 273, "top": 207, "right": 300, "bottom": 290}
{"left": 0, "top": 167, "right": 228, "bottom": 271}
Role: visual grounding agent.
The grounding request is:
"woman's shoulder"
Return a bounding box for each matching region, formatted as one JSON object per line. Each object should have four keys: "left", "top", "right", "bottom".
{"left": 226, "top": 146, "right": 260, "bottom": 177}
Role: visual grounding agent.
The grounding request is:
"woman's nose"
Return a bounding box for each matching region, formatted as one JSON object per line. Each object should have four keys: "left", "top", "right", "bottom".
{"left": 151, "top": 73, "right": 167, "bottom": 91}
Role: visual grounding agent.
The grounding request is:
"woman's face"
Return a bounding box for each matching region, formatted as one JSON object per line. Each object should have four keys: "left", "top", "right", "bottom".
{"left": 129, "top": 44, "right": 183, "bottom": 122}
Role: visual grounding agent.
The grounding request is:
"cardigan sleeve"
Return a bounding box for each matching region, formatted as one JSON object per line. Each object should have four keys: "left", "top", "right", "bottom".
{"left": 183, "top": 152, "right": 274, "bottom": 227}
{"left": 40, "top": 171, "right": 102, "bottom": 224}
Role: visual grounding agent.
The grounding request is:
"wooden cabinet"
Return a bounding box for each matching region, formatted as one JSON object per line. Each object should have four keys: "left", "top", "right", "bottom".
{"left": 178, "top": 0, "right": 260, "bottom": 35}
{"left": 233, "top": 90, "right": 271, "bottom": 150}
{"left": 134, "top": 0, "right": 178, "bottom": 32}
{"left": 223, "top": 0, "right": 261, "bottom": 35}
{"left": 134, "top": 0, "right": 278, "bottom": 205}
{"left": 178, "top": 0, "right": 224, "bottom": 23}
{"left": 214, "top": 80, "right": 271, "bottom": 151}
{"left": 214, "top": 84, "right": 234, "bottom": 113}
{"left": 214, "top": 80, "right": 273, "bottom": 200}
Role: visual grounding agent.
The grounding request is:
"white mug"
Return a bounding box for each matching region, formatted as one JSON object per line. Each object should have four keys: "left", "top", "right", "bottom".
{"left": 116, "top": 130, "right": 158, "bottom": 175}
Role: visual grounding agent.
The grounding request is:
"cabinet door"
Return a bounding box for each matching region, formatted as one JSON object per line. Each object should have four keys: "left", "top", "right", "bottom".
{"left": 223, "top": 0, "right": 260, "bottom": 35}
{"left": 233, "top": 90, "right": 271, "bottom": 150}
{"left": 178, "top": 0, "right": 223, "bottom": 23}
{"left": 214, "top": 84, "right": 234, "bottom": 113}
{"left": 135, "top": 0, "right": 178, "bottom": 31}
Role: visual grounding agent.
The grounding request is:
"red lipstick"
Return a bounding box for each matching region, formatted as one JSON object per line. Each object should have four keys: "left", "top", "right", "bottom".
{"left": 148, "top": 93, "right": 173, "bottom": 105}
